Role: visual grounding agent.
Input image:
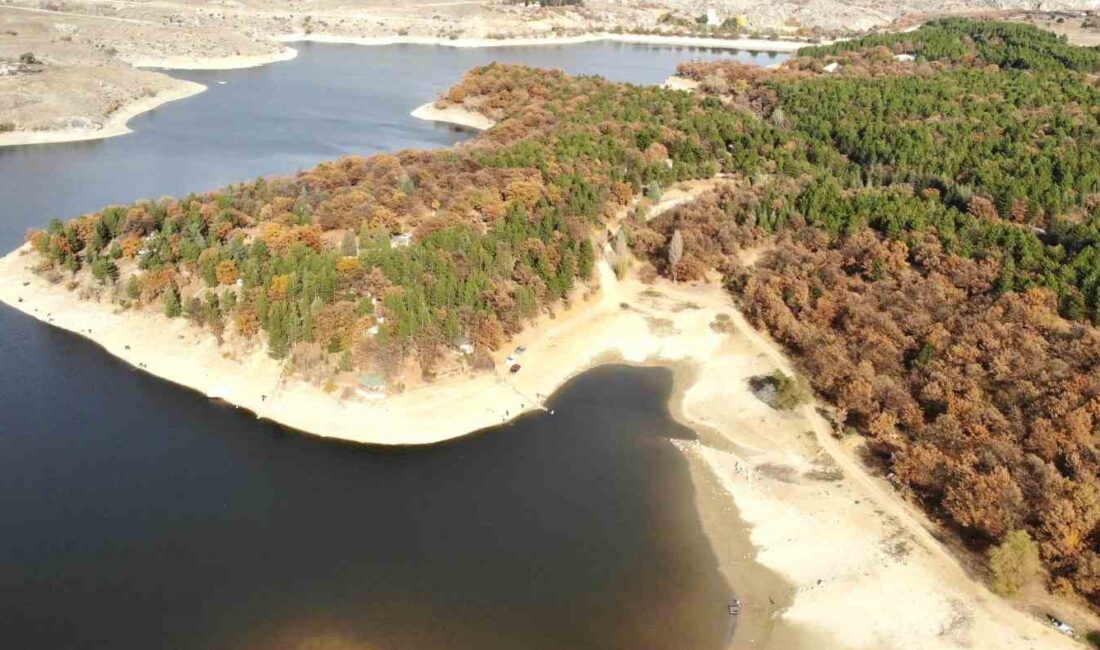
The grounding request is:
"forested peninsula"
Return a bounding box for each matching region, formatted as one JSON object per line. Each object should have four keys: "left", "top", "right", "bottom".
{"left": 7, "top": 17, "right": 1100, "bottom": 614}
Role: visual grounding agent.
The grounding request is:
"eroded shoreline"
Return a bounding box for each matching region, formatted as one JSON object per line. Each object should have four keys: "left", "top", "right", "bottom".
{"left": 0, "top": 81, "right": 206, "bottom": 148}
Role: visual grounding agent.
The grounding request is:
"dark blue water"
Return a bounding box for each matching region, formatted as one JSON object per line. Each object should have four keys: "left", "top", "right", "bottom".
{"left": 0, "top": 42, "right": 783, "bottom": 650}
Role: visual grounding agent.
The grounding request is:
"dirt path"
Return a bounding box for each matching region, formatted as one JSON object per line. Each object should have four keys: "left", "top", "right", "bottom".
{"left": 0, "top": 3, "right": 158, "bottom": 24}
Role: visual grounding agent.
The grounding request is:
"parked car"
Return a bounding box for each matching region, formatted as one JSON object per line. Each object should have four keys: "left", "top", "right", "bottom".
{"left": 515, "top": 346, "right": 527, "bottom": 354}
{"left": 509, "top": 364, "right": 521, "bottom": 374}
{"left": 505, "top": 355, "right": 517, "bottom": 366}
{"left": 1047, "top": 615, "right": 1077, "bottom": 638}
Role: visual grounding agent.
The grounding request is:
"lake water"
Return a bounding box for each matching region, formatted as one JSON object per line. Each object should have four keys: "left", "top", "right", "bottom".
{"left": 0, "top": 42, "right": 784, "bottom": 649}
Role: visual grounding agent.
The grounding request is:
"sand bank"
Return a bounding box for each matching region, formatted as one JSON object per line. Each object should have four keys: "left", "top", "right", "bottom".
{"left": 663, "top": 75, "right": 700, "bottom": 91}
{"left": 0, "top": 80, "right": 206, "bottom": 148}
{"left": 410, "top": 102, "right": 495, "bottom": 131}
{"left": 277, "top": 31, "right": 806, "bottom": 53}
{"left": 126, "top": 47, "right": 300, "bottom": 71}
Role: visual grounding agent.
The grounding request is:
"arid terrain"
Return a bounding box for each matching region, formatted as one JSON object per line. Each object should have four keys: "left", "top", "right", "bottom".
{"left": 2, "top": 0, "right": 1098, "bottom": 143}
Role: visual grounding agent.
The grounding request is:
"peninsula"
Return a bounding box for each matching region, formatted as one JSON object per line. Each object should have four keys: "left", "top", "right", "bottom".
{"left": 3, "top": 17, "right": 1100, "bottom": 649}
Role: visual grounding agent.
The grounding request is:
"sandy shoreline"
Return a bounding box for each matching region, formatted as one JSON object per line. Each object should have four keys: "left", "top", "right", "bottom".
{"left": 0, "top": 241, "right": 701, "bottom": 447}
{"left": 126, "top": 46, "right": 300, "bottom": 71}
{"left": 410, "top": 102, "right": 495, "bottom": 131}
{"left": 0, "top": 80, "right": 206, "bottom": 148}
{"left": 0, "top": 30, "right": 798, "bottom": 149}
{"left": 278, "top": 31, "right": 807, "bottom": 52}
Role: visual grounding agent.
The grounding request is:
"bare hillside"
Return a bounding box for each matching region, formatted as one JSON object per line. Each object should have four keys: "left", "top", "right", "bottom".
{"left": 1, "top": 0, "right": 1098, "bottom": 142}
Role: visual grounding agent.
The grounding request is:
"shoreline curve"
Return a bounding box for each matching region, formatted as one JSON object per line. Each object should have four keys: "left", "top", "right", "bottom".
{"left": 126, "top": 46, "right": 300, "bottom": 71}
{"left": 0, "top": 243, "right": 655, "bottom": 446}
{"left": 0, "top": 80, "right": 207, "bottom": 148}
{"left": 0, "top": 31, "right": 799, "bottom": 149}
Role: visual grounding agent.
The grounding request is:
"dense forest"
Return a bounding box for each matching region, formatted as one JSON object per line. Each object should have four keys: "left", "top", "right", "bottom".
{"left": 26, "top": 57, "right": 799, "bottom": 380}
{"left": 634, "top": 19, "right": 1100, "bottom": 606}
{"left": 24, "top": 17, "right": 1100, "bottom": 605}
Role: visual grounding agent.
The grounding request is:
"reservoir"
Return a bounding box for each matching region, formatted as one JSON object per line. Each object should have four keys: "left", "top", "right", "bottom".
{"left": 0, "top": 42, "right": 785, "bottom": 649}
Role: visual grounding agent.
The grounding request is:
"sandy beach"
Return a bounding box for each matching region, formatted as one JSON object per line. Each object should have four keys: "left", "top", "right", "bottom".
{"left": 411, "top": 102, "right": 495, "bottom": 131}
{"left": 0, "top": 240, "right": 683, "bottom": 446}
{"left": 668, "top": 301, "right": 1081, "bottom": 650}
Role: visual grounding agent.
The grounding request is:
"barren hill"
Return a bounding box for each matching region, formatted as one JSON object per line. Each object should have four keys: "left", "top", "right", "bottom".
{"left": 1, "top": 0, "right": 1098, "bottom": 142}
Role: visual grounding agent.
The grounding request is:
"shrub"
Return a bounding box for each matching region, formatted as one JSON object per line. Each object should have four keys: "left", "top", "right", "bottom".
{"left": 163, "top": 284, "right": 181, "bottom": 318}
{"left": 772, "top": 371, "right": 811, "bottom": 409}
{"left": 751, "top": 370, "right": 811, "bottom": 410}
{"left": 126, "top": 275, "right": 142, "bottom": 300}
{"left": 989, "top": 530, "right": 1041, "bottom": 596}
{"left": 710, "top": 312, "right": 735, "bottom": 333}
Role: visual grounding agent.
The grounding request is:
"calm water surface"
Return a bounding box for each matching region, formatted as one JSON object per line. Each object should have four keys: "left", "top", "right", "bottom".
{"left": 0, "top": 42, "right": 783, "bottom": 649}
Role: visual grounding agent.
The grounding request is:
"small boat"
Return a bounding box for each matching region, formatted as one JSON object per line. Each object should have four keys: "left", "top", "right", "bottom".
{"left": 728, "top": 599, "right": 741, "bottom": 615}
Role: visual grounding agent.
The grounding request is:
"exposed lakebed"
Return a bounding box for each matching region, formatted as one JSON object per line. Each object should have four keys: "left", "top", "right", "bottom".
{"left": 0, "top": 42, "right": 785, "bottom": 649}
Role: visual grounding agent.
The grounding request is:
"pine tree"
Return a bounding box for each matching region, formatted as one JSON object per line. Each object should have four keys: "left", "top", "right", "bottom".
{"left": 668, "top": 229, "right": 684, "bottom": 282}
{"left": 266, "top": 301, "right": 291, "bottom": 360}
{"left": 185, "top": 296, "right": 204, "bottom": 325}
{"left": 91, "top": 257, "right": 118, "bottom": 284}
{"left": 126, "top": 275, "right": 142, "bottom": 300}
{"left": 578, "top": 239, "right": 594, "bottom": 279}
{"left": 163, "top": 284, "right": 182, "bottom": 318}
